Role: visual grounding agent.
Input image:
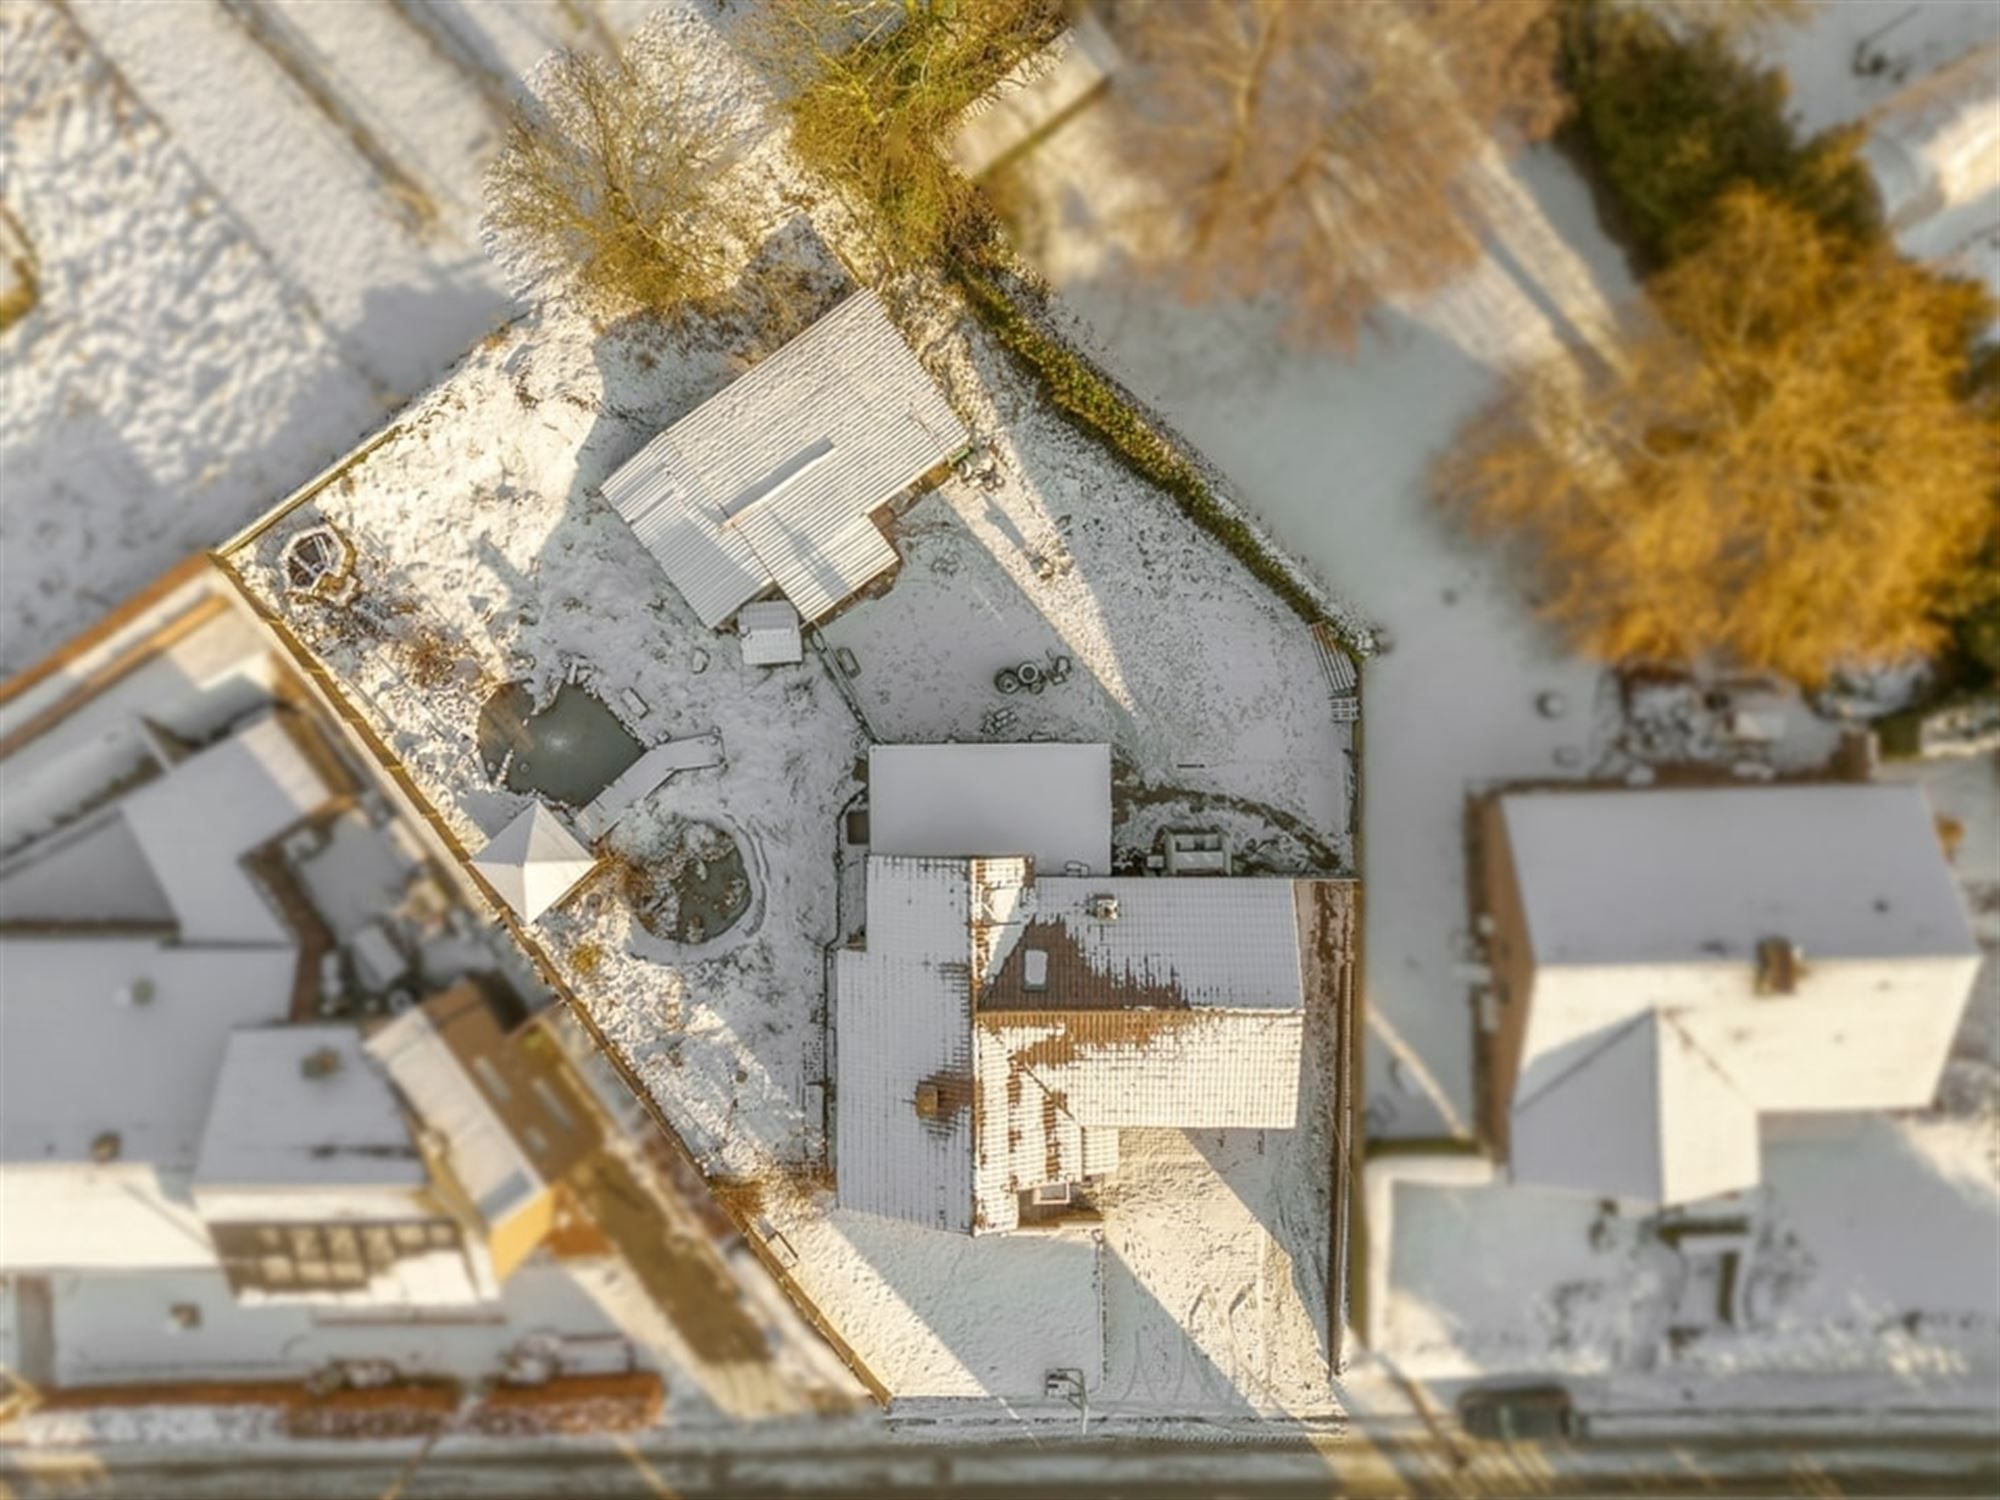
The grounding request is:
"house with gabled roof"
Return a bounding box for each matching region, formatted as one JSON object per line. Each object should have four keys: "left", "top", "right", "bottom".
{"left": 1479, "top": 782, "right": 1981, "bottom": 1208}
{"left": 836, "top": 743, "right": 1349, "bottom": 1234}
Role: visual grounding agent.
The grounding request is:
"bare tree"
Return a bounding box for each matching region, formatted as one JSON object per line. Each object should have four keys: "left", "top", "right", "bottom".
{"left": 1102, "top": 0, "right": 1565, "bottom": 343}
{"left": 752, "top": 0, "right": 1062, "bottom": 264}
{"left": 485, "top": 45, "right": 744, "bottom": 317}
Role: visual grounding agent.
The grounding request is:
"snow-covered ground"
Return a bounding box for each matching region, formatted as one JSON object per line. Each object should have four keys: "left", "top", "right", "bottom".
{"left": 1377, "top": 1105, "right": 1999, "bottom": 1388}
{"left": 0, "top": 0, "right": 666, "bottom": 676}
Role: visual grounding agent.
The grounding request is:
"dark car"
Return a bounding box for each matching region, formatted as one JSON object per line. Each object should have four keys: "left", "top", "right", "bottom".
{"left": 1457, "top": 1384, "right": 1581, "bottom": 1442}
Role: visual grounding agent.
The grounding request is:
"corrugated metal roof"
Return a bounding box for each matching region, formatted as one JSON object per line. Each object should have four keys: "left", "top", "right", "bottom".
{"left": 737, "top": 600, "right": 804, "bottom": 667}
{"left": 601, "top": 290, "right": 971, "bottom": 629}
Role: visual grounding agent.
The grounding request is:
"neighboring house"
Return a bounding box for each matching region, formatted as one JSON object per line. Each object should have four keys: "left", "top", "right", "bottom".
{"left": 0, "top": 567, "right": 622, "bottom": 1392}
{"left": 193, "top": 1026, "right": 481, "bottom": 1305}
{"left": 600, "top": 289, "right": 971, "bottom": 631}
{"left": 837, "top": 743, "right": 1348, "bottom": 1234}
{"left": 1479, "top": 783, "right": 1981, "bottom": 1209}
{"left": 368, "top": 981, "right": 598, "bottom": 1285}
{"left": 3, "top": 699, "right": 340, "bottom": 1274}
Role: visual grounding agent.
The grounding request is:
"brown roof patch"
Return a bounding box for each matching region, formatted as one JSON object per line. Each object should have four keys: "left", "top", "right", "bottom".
{"left": 980, "top": 915, "right": 1195, "bottom": 1013}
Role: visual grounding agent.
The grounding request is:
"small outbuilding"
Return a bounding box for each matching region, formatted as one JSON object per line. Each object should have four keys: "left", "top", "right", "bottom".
{"left": 737, "top": 600, "right": 804, "bottom": 668}
{"left": 472, "top": 802, "right": 597, "bottom": 923}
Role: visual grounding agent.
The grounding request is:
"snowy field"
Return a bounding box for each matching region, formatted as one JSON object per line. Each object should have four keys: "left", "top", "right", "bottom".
{"left": 0, "top": 0, "right": 666, "bottom": 675}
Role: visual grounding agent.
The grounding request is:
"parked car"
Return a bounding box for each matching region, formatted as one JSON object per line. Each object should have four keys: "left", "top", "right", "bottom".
{"left": 1457, "top": 1384, "right": 1582, "bottom": 1442}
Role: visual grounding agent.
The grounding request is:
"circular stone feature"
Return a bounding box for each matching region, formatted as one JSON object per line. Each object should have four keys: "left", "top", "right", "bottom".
{"left": 622, "top": 819, "right": 752, "bottom": 946}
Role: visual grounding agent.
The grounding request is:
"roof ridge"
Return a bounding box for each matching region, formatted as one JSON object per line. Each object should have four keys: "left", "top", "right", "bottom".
{"left": 1657, "top": 1008, "right": 1756, "bottom": 1107}
{"left": 1510, "top": 1007, "right": 1656, "bottom": 1117}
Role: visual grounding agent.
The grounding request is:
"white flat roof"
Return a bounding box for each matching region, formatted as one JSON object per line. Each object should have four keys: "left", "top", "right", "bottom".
{"left": 5, "top": 1166, "right": 218, "bottom": 1271}
{"left": 601, "top": 290, "right": 970, "bottom": 628}
{"left": 193, "top": 1026, "right": 425, "bottom": 1195}
{"left": 0, "top": 937, "right": 293, "bottom": 1169}
{"left": 868, "top": 743, "right": 1112, "bottom": 875}
{"left": 1500, "top": 783, "right": 1977, "bottom": 967}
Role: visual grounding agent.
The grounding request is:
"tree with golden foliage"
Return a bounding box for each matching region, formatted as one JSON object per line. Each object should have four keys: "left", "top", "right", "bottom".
{"left": 759, "top": 0, "right": 1062, "bottom": 265}
{"left": 1100, "top": 0, "right": 1565, "bottom": 343}
{"left": 485, "top": 46, "right": 744, "bottom": 317}
{"left": 1440, "top": 189, "right": 1997, "bottom": 685}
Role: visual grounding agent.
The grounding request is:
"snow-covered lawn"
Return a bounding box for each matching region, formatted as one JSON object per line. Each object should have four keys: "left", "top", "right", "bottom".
{"left": 1378, "top": 1109, "right": 1999, "bottom": 1392}
{"left": 0, "top": 0, "right": 664, "bottom": 676}
{"left": 820, "top": 310, "right": 1354, "bottom": 869}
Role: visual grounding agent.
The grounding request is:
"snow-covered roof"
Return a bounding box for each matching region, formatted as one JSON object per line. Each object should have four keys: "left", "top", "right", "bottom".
{"left": 1499, "top": 783, "right": 1977, "bottom": 968}
{"left": 834, "top": 857, "right": 981, "bottom": 1232}
{"left": 121, "top": 708, "right": 331, "bottom": 943}
{"left": 192, "top": 1027, "right": 426, "bottom": 1219}
{"left": 471, "top": 801, "right": 596, "bottom": 922}
{"left": 0, "top": 937, "right": 294, "bottom": 1170}
{"left": 366, "top": 996, "right": 545, "bottom": 1232}
{"left": 1, "top": 937, "right": 294, "bottom": 1271}
{"left": 868, "top": 743, "right": 1112, "bottom": 875}
{"left": 973, "top": 1008, "right": 1300, "bottom": 1231}
{"left": 1508, "top": 1010, "right": 1760, "bottom": 1207}
{"left": 984, "top": 877, "right": 1306, "bottom": 1010}
{"left": 836, "top": 854, "right": 1320, "bottom": 1233}
{"left": 1499, "top": 783, "right": 1981, "bottom": 1207}
{"left": 600, "top": 290, "right": 970, "bottom": 629}
{"left": 738, "top": 600, "right": 804, "bottom": 667}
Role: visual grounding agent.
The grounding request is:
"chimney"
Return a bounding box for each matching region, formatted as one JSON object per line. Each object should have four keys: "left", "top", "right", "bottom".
{"left": 1755, "top": 936, "right": 1804, "bottom": 996}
